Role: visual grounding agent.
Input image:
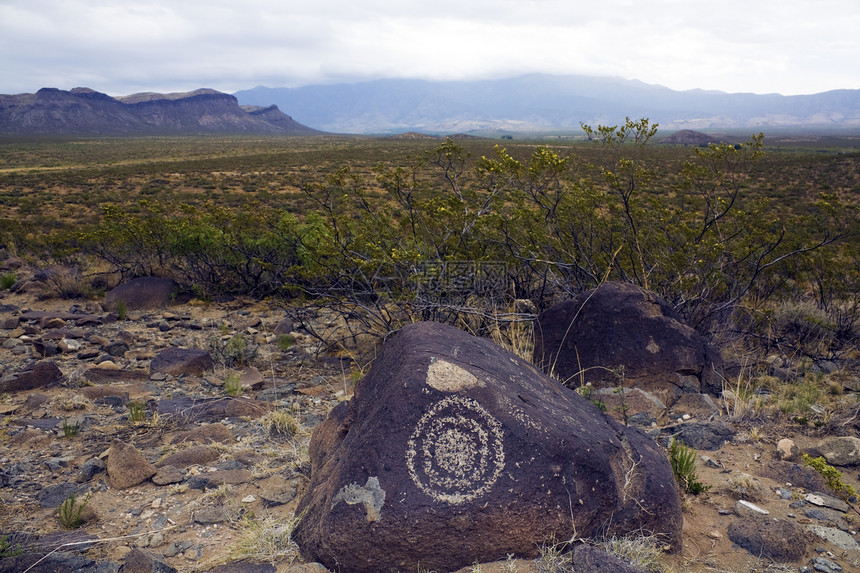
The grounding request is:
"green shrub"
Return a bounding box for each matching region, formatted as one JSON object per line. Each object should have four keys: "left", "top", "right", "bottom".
{"left": 803, "top": 454, "right": 857, "bottom": 501}
{"left": 0, "top": 535, "right": 23, "bottom": 558}
{"left": 128, "top": 401, "right": 146, "bottom": 423}
{"left": 224, "top": 373, "right": 243, "bottom": 397}
{"left": 669, "top": 437, "right": 710, "bottom": 495}
{"left": 0, "top": 272, "right": 15, "bottom": 290}
{"left": 61, "top": 419, "right": 80, "bottom": 438}
{"left": 58, "top": 492, "right": 90, "bottom": 529}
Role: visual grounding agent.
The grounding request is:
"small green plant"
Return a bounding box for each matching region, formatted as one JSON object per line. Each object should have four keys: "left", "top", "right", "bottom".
{"left": 128, "top": 401, "right": 146, "bottom": 423}
{"left": 224, "top": 372, "right": 243, "bottom": 397}
{"left": 276, "top": 334, "right": 294, "bottom": 351}
{"left": 209, "top": 333, "right": 257, "bottom": 367}
{"left": 668, "top": 437, "right": 710, "bottom": 495}
{"left": 0, "top": 272, "right": 15, "bottom": 290}
{"left": 58, "top": 491, "right": 91, "bottom": 529}
{"left": 115, "top": 299, "right": 128, "bottom": 320}
{"left": 803, "top": 454, "right": 857, "bottom": 501}
{"left": 61, "top": 418, "right": 80, "bottom": 437}
{"left": 0, "top": 535, "right": 23, "bottom": 558}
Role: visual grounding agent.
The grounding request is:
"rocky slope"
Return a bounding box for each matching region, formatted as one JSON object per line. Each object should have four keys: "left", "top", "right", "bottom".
{"left": 0, "top": 88, "right": 324, "bottom": 137}
{"left": 2, "top": 263, "right": 860, "bottom": 572}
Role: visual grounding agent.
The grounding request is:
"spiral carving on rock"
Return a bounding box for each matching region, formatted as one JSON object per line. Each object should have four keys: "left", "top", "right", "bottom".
{"left": 406, "top": 395, "right": 505, "bottom": 504}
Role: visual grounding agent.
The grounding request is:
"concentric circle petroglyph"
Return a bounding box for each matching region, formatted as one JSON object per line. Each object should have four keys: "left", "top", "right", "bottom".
{"left": 405, "top": 395, "right": 505, "bottom": 504}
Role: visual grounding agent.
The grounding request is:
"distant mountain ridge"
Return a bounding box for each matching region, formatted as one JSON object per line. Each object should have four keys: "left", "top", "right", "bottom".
{"left": 234, "top": 74, "right": 860, "bottom": 134}
{"left": 0, "top": 87, "right": 323, "bottom": 136}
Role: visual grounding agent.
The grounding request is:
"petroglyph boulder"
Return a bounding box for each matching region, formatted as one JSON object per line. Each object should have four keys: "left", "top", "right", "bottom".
{"left": 292, "top": 321, "right": 681, "bottom": 573}
{"left": 533, "top": 281, "right": 723, "bottom": 407}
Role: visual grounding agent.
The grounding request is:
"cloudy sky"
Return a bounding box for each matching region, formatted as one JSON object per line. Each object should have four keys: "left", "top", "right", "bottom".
{"left": 1, "top": 0, "right": 858, "bottom": 97}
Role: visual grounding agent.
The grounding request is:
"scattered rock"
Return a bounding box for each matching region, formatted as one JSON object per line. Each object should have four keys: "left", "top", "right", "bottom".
{"left": 735, "top": 499, "right": 769, "bottom": 518}
{"left": 0, "top": 360, "right": 64, "bottom": 393}
{"left": 192, "top": 506, "right": 234, "bottom": 524}
{"left": 151, "top": 466, "right": 185, "bottom": 486}
{"left": 805, "top": 492, "right": 850, "bottom": 513}
{"left": 104, "top": 277, "right": 187, "bottom": 312}
{"left": 663, "top": 421, "right": 734, "bottom": 451}
{"left": 293, "top": 321, "right": 682, "bottom": 573}
{"left": 727, "top": 516, "right": 809, "bottom": 561}
{"left": 811, "top": 556, "right": 843, "bottom": 572}
{"left": 119, "top": 547, "right": 178, "bottom": 573}
{"left": 171, "top": 423, "right": 234, "bottom": 445}
{"left": 157, "top": 445, "right": 220, "bottom": 468}
{"left": 205, "top": 562, "right": 277, "bottom": 573}
{"left": 570, "top": 543, "right": 648, "bottom": 572}
{"left": 156, "top": 396, "right": 271, "bottom": 422}
{"left": 532, "top": 281, "right": 723, "bottom": 406}
{"left": 107, "top": 439, "right": 157, "bottom": 489}
{"left": 807, "top": 525, "right": 860, "bottom": 551}
{"left": 777, "top": 438, "right": 800, "bottom": 461}
{"left": 819, "top": 436, "right": 860, "bottom": 466}
{"left": 150, "top": 347, "right": 213, "bottom": 377}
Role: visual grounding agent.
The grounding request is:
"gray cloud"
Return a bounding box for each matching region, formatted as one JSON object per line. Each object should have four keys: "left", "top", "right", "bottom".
{"left": 1, "top": 0, "right": 858, "bottom": 96}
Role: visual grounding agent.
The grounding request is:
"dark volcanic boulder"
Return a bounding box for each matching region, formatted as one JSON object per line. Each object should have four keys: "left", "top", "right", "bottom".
{"left": 104, "top": 277, "right": 189, "bottom": 311}
{"left": 533, "top": 281, "right": 723, "bottom": 406}
{"left": 150, "top": 347, "right": 213, "bottom": 377}
{"left": 292, "top": 321, "right": 681, "bottom": 573}
{"left": 0, "top": 360, "right": 64, "bottom": 393}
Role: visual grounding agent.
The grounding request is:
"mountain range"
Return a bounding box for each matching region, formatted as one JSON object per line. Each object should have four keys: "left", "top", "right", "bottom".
{"left": 0, "top": 87, "right": 322, "bottom": 136}
{"left": 1, "top": 75, "right": 858, "bottom": 137}
{"left": 234, "top": 74, "right": 860, "bottom": 134}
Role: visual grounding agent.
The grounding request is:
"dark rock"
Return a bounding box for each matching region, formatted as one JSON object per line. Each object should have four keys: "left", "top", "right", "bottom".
{"left": 205, "top": 469, "right": 252, "bottom": 486}
{"left": 192, "top": 506, "right": 234, "bottom": 524}
{"left": 104, "top": 277, "right": 188, "bottom": 312}
{"left": 171, "top": 423, "right": 235, "bottom": 445}
{"left": 819, "top": 436, "right": 860, "bottom": 466}
{"left": 293, "top": 321, "right": 681, "bottom": 573}
{"left": 151, "top": 465, "right": 185, "bottom": 486}
{"left": 570, "top": 543, "right": 647, "bottom": 572}
{"left": 32, "top": 340, "right": 59, "bottom": 357}
{"left": 156, "top": 445, "right": 220, "bottom": 468}
{"left": 37, "top": 482, "right": 88, "bottom": 508}
{"left": 150, "top": 347, "right": 213, "bottom": 377}
{"left": 119, "top": 547, "right": 177, "bottom": 573}
{"left": 727, "top": 516, "right": 809, "bottom": 562}
{"left": 107, "top": 439, "right": 157, "bottom": 489}
{"left": 668, "top": 393, "right": 719, "bottom": 420}
{"left": 0, "top": 360, "right": 65, "bottom": 392}
{"left": 32, "top": 530, "right": 99, "bottom": 553}
{"left": 11, "top": 417, "right": 61, "bottom": 430}
{"left": 105, "top": 341, "right": 129, "bottom": 357}
{"left": 84, "top": 368, "right": 149, "bottom": 384}
{"left": 156, "top": 396, "right": 271, "bottom": 423}
{"left": 533, "top": 281, "right": 723, "bottom": 406}
{"left": 759, "top": 462, "right": 829, "bottom": 493}
{"left": 811, "top": 556, "right": 843, "bottom": 573}
{"left": 0, "top": 552, "right": 99, "bottom": 573}
{"left": 76, "top": 458, "right": 107, "bottom": 483}
{"left": 273, "top": 318, "right": 294, "bottom": 334}
{"left": 204, "top": 562, "right": 276, "bottom": 573}
{"left": 662, "top": 421, "right": 734, "bottom": 451}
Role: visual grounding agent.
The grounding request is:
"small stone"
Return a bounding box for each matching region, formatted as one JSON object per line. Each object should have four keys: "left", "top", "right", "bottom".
{"left": 806, "top": 493, "right": 850, "bottom": 513}
{"left": 242, "top": 495, "right": 256, "bottom": 503}
{"left": 812, "top": 556, "right": 843, "bottom": 572}
{"left": 776, "top": 487, "right": 793, "bottom": 500}
{"left": 152, "top": 465, "right": 185, "bottom": 486}
{"left": 776, "top": 438, "right": 799, "bottom": 461}
{"left": 192, "top": 506, "right": 233, "bottom": 524}
{"left": 735, "top": 499, "right": 769, "bottom": 517}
